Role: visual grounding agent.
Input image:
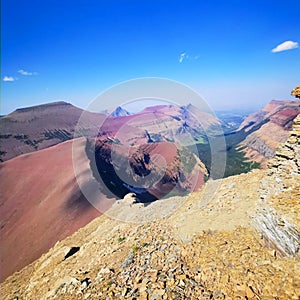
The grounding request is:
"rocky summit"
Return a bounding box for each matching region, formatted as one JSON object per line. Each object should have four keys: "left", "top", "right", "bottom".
{"left": 1, "top": 116, "right": 300, "bottom": 299}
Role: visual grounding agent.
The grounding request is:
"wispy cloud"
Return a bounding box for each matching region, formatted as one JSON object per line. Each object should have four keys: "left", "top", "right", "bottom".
{"left": 179, "top": 52, "right": 186, "bottom": 63}
{"left": 18, "top": 69, "right": 38, "bottom": 76}
{"left": 3, "top": 76, "right": 15, "bottom": 82}
{"left": 271, "top": 40, "right": 298, "bottom": 53}
{"left": 179, "top": 52, "right": 199, "bottom": 63}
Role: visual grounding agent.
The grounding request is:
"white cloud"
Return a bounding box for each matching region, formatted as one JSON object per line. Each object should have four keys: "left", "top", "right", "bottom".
{"left": 271, "top": 40, "right": 298, "bottom": 53}
{"left": 179, "top": 52, "right": 200, "bottom": 63}
{"left": 3, "top": 76, "right": 15, "bottom": 82}
{"left": 179, "top": 52, "right": 186, "bottom": 63}
{"left": 18, "top": 69, "right": 38, "bottom": 76}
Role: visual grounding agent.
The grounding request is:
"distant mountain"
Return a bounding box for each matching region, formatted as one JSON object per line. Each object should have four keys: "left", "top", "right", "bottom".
{"left": 92, "top": 139, "right": 207, "bottom": 202}
{"left": 237, "top": 100, "right": 300, "bottom": 167}
{"left": 215, "top": 110, "right": 254, "bottom": 133}
{"left": 97, "top": 103, "right": 221, "bottom": 146}
{"left": 110, "top": 106, "right": 131, "bottom": 117}
{"left": 0, "top": 101, "right": 105, "bottom": 162}
{"left": 89, "top": 103, "right": 218, "bottom": 201}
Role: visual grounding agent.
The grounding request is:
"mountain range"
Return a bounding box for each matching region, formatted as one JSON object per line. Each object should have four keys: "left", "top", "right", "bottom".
{"left": 1, "top": 111, "right": 299, "bottom": 299}
{"left": 0, "top": 98, "right": 299, "bottom": 285}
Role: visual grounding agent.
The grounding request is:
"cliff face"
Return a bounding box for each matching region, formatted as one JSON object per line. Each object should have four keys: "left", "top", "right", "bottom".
{"left": 254, "top": 115, "right": 300, "bottom": 256}
{"left": 1, "top": 116, "right": 299, "bottom": 299}
{"left": 268, "top": 114, "right": 300, "bottom": 175}
{"left": 238, "top": 100, "right": 300, "bottom": 167}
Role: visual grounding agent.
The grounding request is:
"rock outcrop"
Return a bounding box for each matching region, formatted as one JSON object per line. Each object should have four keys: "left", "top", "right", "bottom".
{"left": 291, "top": 85, "right": 300, "bottom": 99}
{"left": 254, "top": 115, "right": 300, "bottom": 256}
{"left": 268, "top": 114, "right": 300, "bottom": 175}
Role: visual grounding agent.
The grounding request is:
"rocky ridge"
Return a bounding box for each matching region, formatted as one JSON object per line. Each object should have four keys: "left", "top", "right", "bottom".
{"left": 1, "top": 117, "right": 300, "bottom": 299}
{"left": 292, "top": 85, "right": 300, "bottom": 99}
{"left": 254, "top": 115, "right": 300, "bottom": 256}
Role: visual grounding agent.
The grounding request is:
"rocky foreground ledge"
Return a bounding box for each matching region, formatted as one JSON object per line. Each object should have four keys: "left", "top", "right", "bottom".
{"left": 1, "top": 116, "right": 300, "bottom": 299}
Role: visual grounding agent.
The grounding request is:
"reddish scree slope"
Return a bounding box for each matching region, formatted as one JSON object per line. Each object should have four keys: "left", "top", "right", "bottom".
{"left": 0, "top": 139, "right": 101, "bottom": 282}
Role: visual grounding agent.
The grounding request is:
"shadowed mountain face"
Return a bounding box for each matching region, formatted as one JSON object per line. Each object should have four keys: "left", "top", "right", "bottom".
{"left": 0, "top": 102, "right": 105, "bottom": 162}
{"left": 91, "top": 140, "right": 207, "bottom": 202}
{"left": 87, "top": 104, "right": 218, "bottom": 201}
{"left": 237, "top": 100, "right": 300, "bottom": 167}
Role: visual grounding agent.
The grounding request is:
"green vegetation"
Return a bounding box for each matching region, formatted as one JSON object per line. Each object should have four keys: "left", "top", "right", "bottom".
{"left": 194, "top": 141, "right": 260, "bottom": 179}
{"left": 24, "top": 139, "right": 39, "bottom": 150}
{"left": 117, "top": 237, "right": 125, "bottom": 243}
{"left": 191, "top": 121, "right": 266, "bottom": 179}
{"left": 132, "top": 245, "right": 139, "bottom": 253}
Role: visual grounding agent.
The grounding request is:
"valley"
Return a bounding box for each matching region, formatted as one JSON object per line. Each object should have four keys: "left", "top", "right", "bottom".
{"left": 0, "top": 96, "right": 299, "bottom": 290}
{"left": 1, "top": 113, "right": 299, "bottom": 299}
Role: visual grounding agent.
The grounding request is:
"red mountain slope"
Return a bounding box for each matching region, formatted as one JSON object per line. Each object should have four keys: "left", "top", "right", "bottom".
{"left": 0, "top": 139, "right": 105, "bottom": 282}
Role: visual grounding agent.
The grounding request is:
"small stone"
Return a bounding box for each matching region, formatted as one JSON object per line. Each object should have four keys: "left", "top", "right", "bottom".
{"left": 122, "top": 287, "right": 128, "bottom": 296}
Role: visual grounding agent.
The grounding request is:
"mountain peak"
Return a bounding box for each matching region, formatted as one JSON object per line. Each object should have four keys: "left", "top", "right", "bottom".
{"left": 110, "top": 106, "right": 131, "bottom": 117}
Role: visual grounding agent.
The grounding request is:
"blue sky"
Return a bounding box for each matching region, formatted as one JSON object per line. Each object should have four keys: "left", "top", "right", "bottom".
{"left": 1, "top": 0, "right": 300, "bottom": 114}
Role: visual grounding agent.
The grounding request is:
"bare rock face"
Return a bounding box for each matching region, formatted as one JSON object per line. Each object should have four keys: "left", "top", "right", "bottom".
{"left": 291, "top": 85, "right": 300, "bottom": 99}
{"left": 254, "top": 115, "right": 300, "bottom": 256}
{"left": 268, "top": 114, "right": 300, "bottom": 175}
